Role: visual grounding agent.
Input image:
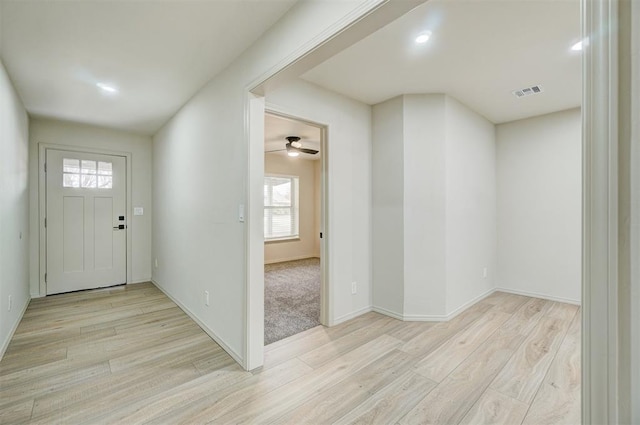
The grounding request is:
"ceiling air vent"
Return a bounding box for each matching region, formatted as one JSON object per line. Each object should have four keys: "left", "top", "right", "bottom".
{"left": 512, "top": 85, "right": 543, "bottom": 98}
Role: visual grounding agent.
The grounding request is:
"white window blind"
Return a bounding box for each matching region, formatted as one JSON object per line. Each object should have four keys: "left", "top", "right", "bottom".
{"left": 264, "top": 175, "right": 299, "bottom": 240}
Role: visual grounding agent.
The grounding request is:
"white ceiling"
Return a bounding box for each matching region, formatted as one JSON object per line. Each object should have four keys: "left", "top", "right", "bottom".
{"left": 0, "top": 0, "right": 296, "bottom": 135}
{"left": 265, "top": 113, "right": 321, "bottom": 160}
{"left": 302, "top": 0, "right": 582, "bottom": 124}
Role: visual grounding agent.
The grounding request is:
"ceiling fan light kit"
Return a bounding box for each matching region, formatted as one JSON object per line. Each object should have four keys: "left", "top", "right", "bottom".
{"left": 267, "top": 136, "right": 319, "bottom": 157}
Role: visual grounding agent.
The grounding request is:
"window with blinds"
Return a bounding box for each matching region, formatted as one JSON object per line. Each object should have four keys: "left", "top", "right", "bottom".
{"left": 264, "top": 175, "right": 299, "bottom": 240}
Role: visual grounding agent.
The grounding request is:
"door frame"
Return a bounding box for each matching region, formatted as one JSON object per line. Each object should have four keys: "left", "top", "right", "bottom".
{"left": 264, "top": 107, "right": 330, "bottom": 327}
{"left": 37, "top": 143, "right": 133, "bottom": 297}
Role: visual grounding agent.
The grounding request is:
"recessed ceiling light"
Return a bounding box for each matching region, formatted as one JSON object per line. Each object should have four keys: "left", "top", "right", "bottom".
{"left": 415, "top": 31, "right": 432, "bottom": 44}
{"left": 96, "top": 82, "right": 118, "bottom": 93}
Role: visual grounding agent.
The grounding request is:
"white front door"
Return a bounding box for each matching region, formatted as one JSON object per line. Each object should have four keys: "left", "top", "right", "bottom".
{"left": 46, "top": 149, "right": 127, "bottom": 295}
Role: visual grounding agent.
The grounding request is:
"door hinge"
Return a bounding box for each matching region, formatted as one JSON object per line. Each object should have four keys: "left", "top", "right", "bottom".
{"left": 44, "top": 273, "right": 47, "bottom": 283}
{"left": 320, "top": 232, "right": 323, "bottom": 239}
{"left": 44, "top": 162, "right": 47, "bottom": 172}
{"left": 44, "top": 218, "right": 47, "bottom": 228}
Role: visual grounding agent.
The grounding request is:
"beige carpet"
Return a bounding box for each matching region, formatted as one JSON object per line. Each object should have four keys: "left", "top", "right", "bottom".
{"left": 264, "top": 258, "right": 320, "bottom": 345}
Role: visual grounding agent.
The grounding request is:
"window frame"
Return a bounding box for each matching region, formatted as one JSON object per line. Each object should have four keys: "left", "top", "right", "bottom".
{"left": 263, "top": 173, "right": 299, "bottom": 242}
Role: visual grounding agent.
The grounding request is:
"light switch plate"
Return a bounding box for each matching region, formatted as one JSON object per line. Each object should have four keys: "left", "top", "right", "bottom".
{"left": 134, "top": 207, "right": 144, "bottom": 216}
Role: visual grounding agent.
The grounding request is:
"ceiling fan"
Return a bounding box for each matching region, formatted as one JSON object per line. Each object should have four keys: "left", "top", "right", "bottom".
{"left": 266, "top": 136, "right": 319, "bottom": 157}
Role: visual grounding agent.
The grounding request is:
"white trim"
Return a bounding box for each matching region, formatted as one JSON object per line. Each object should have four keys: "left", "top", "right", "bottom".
{"left": 372, "top": 306, "right": 404, "bottom": 321}
{"left": 0, "top": 296, "right": 30, "bottom": 361}
{"left": 444, "top": 288, "right": 497, "bottom": 320}
{"left": 151, "top": 279, "right": 244, "bottom": 366}
{"left": 247, "top": 0, "right": 388, "bottom": 94}
{"left": 373, "top": 288, "right": 495, "bottom": 322}
{"left": 128, "top": 279, "right": 151, "bottom": 285}
{"left": 630, "top": 3, "right": 640, "bottom": 418}
{"left": 264, "top": 255, "right": 318, "bottom": 265}
{"left": 495, "top": 287, "right": 581, "bottom": 306}
{"left": 333, "top": 306, "right": 373, "bottom": 325}
{"left": 37, "top": 143, "right": 134, "bottom": 297}
{"left": 244, "top": 93, "right": 266, "bottom": 371}
{"left": 582, "top": 0, "right": 619, "bottom": 423}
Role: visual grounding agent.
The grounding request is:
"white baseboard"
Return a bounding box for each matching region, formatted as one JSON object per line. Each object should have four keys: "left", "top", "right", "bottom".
{"left": 128, "top": 279, "right": 152, "bottom": 285}
{"left": 495, "top": 287, "right": 581, "bottom": 306}
{"left": 332, "top": 305, "right": 373, "bottom": 326}
{"left": 372, "top": 288, "right": 496, "bottom": 322}
{"left": 371, "top": 305, "right": 405, "bottom": 321}
{"left": 443, "top": 287, "right": 496, "bottom": 320}
{"left": 0, "top": 296, "right": 30, "bottom": 361}
{"left": 264, "top": 255, "right": 319, "bottom": 265}
{"left": 150, "top": 279, "right": 245, "bottom": 368}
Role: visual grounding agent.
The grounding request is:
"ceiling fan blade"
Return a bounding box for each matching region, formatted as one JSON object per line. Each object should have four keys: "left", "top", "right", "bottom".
{"left": 299, "top": 148, "right": 319, "bottom": 154}
{"left": 265, "top": 148, "right": 286, "bottom": 153}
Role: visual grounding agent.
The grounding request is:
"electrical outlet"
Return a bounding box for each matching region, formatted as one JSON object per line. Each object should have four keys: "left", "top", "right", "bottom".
{"left": 204, "top": 291, "right": 210, "bottom": 306}
{"left": 483, "top": 267, "right": 488, "bottom": 278}
{"left": 154, "top": 258, "right": 158, "bottom": 268}
{"left": 8, "top": 295, "right": 12, "bottom": 312}
{"left": 351, "top": 282, "right": 357, "bottom": 295}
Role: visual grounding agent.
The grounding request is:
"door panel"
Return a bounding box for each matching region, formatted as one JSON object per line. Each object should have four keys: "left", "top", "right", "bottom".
{"left": 46, "top": 149, "right": 126, "bottom": 295}
{"left": 62, "top": 196, "right": 84, "bottom": 273}
{"left": 94, "top": 197, "right": 114, "bottom": 270}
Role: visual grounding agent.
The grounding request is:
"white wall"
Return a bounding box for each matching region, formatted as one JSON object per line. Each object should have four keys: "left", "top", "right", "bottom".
{"left": 264, "top": 153, "right": 319, "bottom": 264}
{"left": 496, "top": 108, "right": 581, "bottom": 303}
{"left": 152, "top": 0, "right": 386, "bottom": 365}
{"left": 372, "top": 94, "right": 496, "bottom": 319}
{"left": 266, "top": 79, "right": 372, "bottom": 323}
{"left": 402, "top": 94, "right": 448, "bottom": 317}
{"left": 0, "top": 59, "right": 30, "bottom": 358}
{"left": 444, "top": 96, "right": 496, "bottom": 313}
{"left": 28, "top": 118, "right": 153, "bottom": 296}
{"left": 372, "top": 96, "right": 404, "bottom": 315}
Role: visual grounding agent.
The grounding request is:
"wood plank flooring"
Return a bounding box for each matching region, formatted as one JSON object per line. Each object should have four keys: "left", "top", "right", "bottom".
{"left": 0, "top": 282, "right": 581, "bottom": 424}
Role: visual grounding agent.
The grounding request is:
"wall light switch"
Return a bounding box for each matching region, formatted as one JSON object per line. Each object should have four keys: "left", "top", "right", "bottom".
{"left": 134, "top": 207, "right": 144, "bottom": 216}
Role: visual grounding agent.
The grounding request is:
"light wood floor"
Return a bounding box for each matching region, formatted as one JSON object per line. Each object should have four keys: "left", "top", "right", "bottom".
{"left": 0, "top": 282, "right": 581, "bottom": 424}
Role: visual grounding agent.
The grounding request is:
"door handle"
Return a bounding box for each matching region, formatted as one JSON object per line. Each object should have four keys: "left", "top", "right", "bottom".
{"left": 113, "top": 225, "right": 127, "bottom": 230}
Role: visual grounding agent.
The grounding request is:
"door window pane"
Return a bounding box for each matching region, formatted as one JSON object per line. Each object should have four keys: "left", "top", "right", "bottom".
{"left": 63, "top": 158, "right": 80, "bottom": 173}
{"left": 63, "top": 158, "right": 113, "bottom": 189}
{"left": 81, "top": 160, "right": 97, "bottom": 175}
{"left": 98, "top": 162, "right": 112, "bottom": 175}
{"left": 98, "top": 175, "right": 113, "bottom": 189}
{"left": 81, "top": 174, "right": 97, "bottom": 188}
{"left": 63, "top": 173, "right": 80, "bottom": 188}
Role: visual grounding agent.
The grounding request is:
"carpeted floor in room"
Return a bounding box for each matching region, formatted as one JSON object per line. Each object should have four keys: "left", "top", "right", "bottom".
{"left": 264, "top": 257, "right": 320, "bottom": 345}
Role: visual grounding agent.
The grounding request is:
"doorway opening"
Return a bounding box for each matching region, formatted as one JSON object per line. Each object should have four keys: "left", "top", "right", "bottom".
{"left": 263, "top": 111, "right": 327, "bottom": 345}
